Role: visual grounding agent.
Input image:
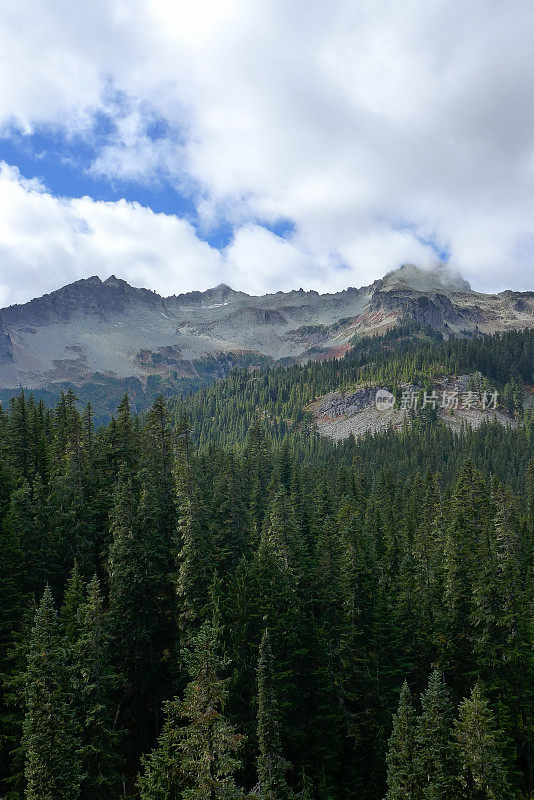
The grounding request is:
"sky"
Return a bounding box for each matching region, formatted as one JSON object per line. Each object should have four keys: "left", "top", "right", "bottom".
{"left": 1, "top": 0, "right": 534, "bottom": 305}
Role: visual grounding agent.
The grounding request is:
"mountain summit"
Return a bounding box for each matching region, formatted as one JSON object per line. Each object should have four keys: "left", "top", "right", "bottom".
{"left": 0, "top": 265, "right": 532, "bottom": 392}
{"left": 380, "top": 264, "right": 472, "bottom": 293}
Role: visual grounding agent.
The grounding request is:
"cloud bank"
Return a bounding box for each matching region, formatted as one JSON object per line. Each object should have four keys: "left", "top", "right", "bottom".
{"left": 1, "top": 0, "right": 534, "bottom": 302}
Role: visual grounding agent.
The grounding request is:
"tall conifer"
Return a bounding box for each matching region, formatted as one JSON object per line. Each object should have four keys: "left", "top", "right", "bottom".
{"left": 22, "top": 587, "right": 81, "bottom": 800}
{"left": 256, "top": 629, "right": 291, "bottom": 800}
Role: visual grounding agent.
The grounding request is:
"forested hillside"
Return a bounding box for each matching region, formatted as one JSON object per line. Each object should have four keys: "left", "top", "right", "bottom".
{"left": 0, "top": 326, "right": 532, "bottom": 799}
{"left": 168, "top": 326, "right": 533, "bottom": 450}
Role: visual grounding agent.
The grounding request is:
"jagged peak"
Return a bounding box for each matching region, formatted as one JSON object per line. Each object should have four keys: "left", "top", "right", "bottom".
{"left": 104, "top": 274, "right": 135, "bottom": 288}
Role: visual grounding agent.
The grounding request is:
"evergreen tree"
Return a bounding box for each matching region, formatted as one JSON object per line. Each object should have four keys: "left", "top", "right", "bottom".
{"left": 137, "top": 697, "right": 183, "bottom": 800}
{"left": 142, "top": 396, "right": 176, "bottom": 535}
{"left": 0, "top": 488, "right": 28, "bottom": 797}
{"left": 22, "top": 586, "right": 81, "bottom": 800}
{"left": 2, "top": 481, "right": 41, "bottom": 595}
{"left": 471, "top": 486, "right": 533, "bottom": 771}
{"left": 179, "top": 615, "right": 245, "bottom": 800}
{"left": 245, "top": 420, "right": 273, "bottom": 529}
{"left": 112, "top": 394, "right": 139, "bottom": 475}
{"left": 60, "top": 560, "right": 85, "bottom": 644}
{"left": 9, "top": 394, "right": 31, "bottom": 481}
{"left": 384, "top": 681, "right": 418, "bottom": 800}
{"left": 107, "top": 465, "right": 167, "bottom": 757}
{"left": 0, "top": 328, "right": 532, "bottom": 799}
{"left": 138, "top": 613, "right": 245, "bottom": 800}
{"left": 175, "top": 426, "right": 213, "bottom": 633}
{"left": 454, "top": 684, "right": 519, "bottom": 800}
{"left": 210, "top": 454, "right": 251, "bottom": 573}
{"left": 414, "top": 670, "right": 457, "bottom": 800}
{"left": 256, "top": 629, "right": 291, "bottom": 800}
{"left": 442, "top": 462, "right": 491, "bottom": 690}
{"left": 74, "top": 575, "right": 121, "bottom": 800}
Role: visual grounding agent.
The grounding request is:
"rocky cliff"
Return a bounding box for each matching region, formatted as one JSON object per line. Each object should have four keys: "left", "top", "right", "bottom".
{"left": 0, "top": 264, "right": 532, "bottom": 390}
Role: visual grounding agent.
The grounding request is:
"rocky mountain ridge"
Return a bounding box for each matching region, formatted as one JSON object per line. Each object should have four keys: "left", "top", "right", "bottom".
{"left": 0, "top": 264, "right": 533, "bottom": 390}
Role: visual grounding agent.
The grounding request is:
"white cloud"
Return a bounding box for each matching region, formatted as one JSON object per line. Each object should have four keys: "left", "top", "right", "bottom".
{"left": 0, "top": 162, "right": 222, "bottom": 304}
{"left": 1, "top": 0, "right": 534, "bottom": 297}
{"left": 223, "top": 224, "right": 316, "bottom": 295}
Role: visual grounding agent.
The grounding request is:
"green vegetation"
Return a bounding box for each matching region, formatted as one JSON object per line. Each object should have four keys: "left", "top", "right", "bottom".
{"left": 167, "top": 326, "right": 533, "bottom": 449}
{"left": 0, "top": 325, "right": 532, "bottom": 798}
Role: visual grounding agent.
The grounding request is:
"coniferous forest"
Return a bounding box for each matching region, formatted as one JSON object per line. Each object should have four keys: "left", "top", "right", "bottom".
{"left": 0, "top": 327, "right": 533, "bottom": 799}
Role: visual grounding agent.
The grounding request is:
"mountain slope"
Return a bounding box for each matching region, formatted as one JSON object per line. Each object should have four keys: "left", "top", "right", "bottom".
{"left": 1, "top": 264, "right": 533, "bottom": 391}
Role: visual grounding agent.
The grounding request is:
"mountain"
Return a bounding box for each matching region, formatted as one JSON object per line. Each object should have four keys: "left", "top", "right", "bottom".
{"left": 0, "top": 264, "right": 533, "bottom": 393}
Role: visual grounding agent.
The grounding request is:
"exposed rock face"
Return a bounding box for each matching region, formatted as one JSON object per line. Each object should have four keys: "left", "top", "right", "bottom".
{"left": 0, "top": 275, "right": 164, "bottom": 328}
{"left": 313, "top": 386, "right": 382, "bottom": 419}
{"left": 370, "top": 290, "right": 464, "bottom": 330}
{"left": 0, "top": 320, "right": 13, "bottom": 366}
{"left": 310, "top": 376, "right": 518, "bottom": 441}
{"left": 0, "top": 264, "right": 532, "bottom": 390}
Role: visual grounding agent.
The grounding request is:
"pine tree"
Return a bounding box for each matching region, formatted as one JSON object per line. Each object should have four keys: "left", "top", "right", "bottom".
{"left": 442, "top": 462, "right": 491, "bottom": 690}
{"left": 179, "top": 615, "right": 245, "bottom": 800}
{"left": 137, "top": 697, "right": 183, "bottom": 800}
{"left": 0, "top": 486, "right": 28, "bottom": 797}
{"left": 384, "top": 681, "right": 419, "bottom": 800}
{"left": 112, "top": 394, "right": 139, "bottom": 475}
{"left": 9, "top": 393, "right": 30, "bottom": 481}
{"left": 107, "top": 466, "right": 162, "bottom": 754}
{"left": 138, "top": 613, "right": 245, "bottom": 800}
{"left": 74, "top": 575, "right": 121, "bottom": 800}
{"left": 256, "top": 629, "right": 291, "bottom": 800}
{"left": 60, "top": 560, "right": 85, "bottom": 644}
{"left": 175, "top": 427, "right": 213, "bottom": 633}
{"left": 22, "top": 586, "right": 81, "bottom": 800}
{"left": 454, "top": 684, "right": 519, "bottom": 800}
{"left": 414, "top": 670, "right": 457, "bottom": 800}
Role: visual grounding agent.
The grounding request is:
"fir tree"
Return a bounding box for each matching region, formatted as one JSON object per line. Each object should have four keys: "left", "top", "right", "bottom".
{"left": 74, "top": 575, "right": 121, "bottom": 800}
{"left": 113, "top": 394, "right": 138, "bottom": 475}
{"left": 175, "top": 428, "right": 213, "bottom": 633}
{"left": 256, "top": 629, "right": 291, "bottom": 800}
{"left": 137, "top": 697, "right": 183, "bottom": 800}
{"left": 3, "top": 482, "right": 39, "bottom": 595}
{"left": 22, "top": 586, "right": 81, "bottom": 800}
{"left": 384, "top": 681, "right": 419, "bottom": 800}
{"left": 9, "top": 394, "right": 30, "bottom": 481}
{"left": 454, "top": 684, "right": 519, "bottom": 800}
{"left": 0, "top": 488, "right": 28, "bottom": 797}
{"left": 179, "top": 615, "right": 245, "bottom": 800}
{"left": 442, "top": 462, "right": 491, "bottom": 689}
{"left": 0, "top": 329, "right": 532, "bottom": 799}
{"left": 414, "top": 670, "right": 457, "bottom": 800}
{"left": 138, "top": 613, "right": 245, "bottom": 800}
{"left": 60, "top": 560, "right": 85, "bottom": 644}
{"left": 107, "top": 465, "right": 166, "bottom": 755}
